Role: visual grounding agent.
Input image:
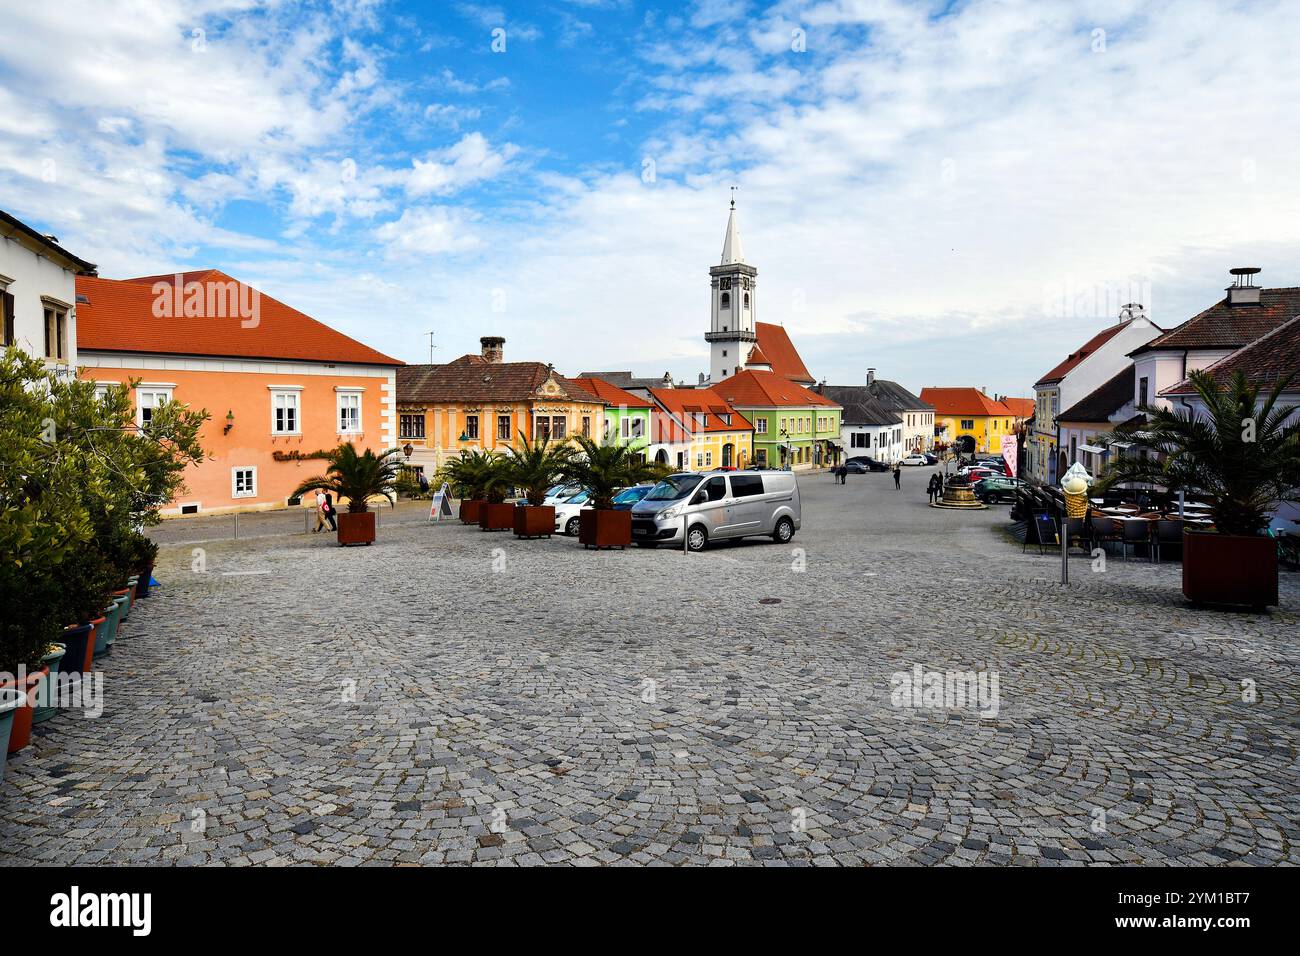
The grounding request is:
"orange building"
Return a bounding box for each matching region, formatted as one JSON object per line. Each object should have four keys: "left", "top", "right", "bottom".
{"left": 76, "top": 270, "right": 402, "bottom": 515}
{"left": 395, "top": 336, "right": 608, "bottom": 474}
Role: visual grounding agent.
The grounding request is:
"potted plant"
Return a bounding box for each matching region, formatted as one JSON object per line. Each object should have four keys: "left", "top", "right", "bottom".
{"left": 293, "top": 442, "right": 403, "bottom": 546}
{"left": 561, "top": 436, "right": 665, "bottom": 550}
{"left": 134, "top": 536, "right": 159, "bottom": 599}
{"left": 477, "top": 455, "right": 516, "bottom": 531}
{"left": 0, "top": 688, "right": 26, "bottom": 782}
{"left": 437, "top": 450, "right": 496, "bottom": 524}
{"left": 1099, "top": 369, "right": 1298, "bottom": 610}
{"left": 504, "top": 435, "right": 574, "bottom": 539}
{"left": 32, "top": 642, "right": 66, "bottom": 724}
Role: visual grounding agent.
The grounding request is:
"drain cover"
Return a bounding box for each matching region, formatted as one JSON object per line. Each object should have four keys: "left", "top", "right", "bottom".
{"left": 758, "top": 597, "right": 782, "bottom": 605}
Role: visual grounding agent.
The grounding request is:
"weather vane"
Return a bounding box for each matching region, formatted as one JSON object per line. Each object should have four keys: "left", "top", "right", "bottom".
{"left": 730, "top": 184, "right": 737, "bottom": 209}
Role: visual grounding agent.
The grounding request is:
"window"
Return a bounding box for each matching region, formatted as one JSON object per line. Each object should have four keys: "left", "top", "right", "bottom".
{"left": 1, "top": 291, "right": 14, "bottom": 346}
{"left": 44, "top": 307, "right": 68, "bottom": 360}
{"left": 537, "top": 416, "right": 551, "bottom": 440}
{"left": 696, "top": 452, "right": 704, "bottom": 468}
{"left": 620, "top": 417, "right": 645, "bottom": 440}
{"left": 465, "top": 414, "right": 479, "bottom": 440}
{"left": 1139, "top": 376, "right": 1149, "bottom": 407}
{"left": 720, "top": 413, "right": 731, "bottom": 426}
{"left": 695, "top": 476, "right": 725, "bottom": 501}
{"left": 337, "top": 392, "right": 361, "bottom": 433}
{"left": 705, "top": 451, "right": 713, "bottom": 467}
{"left": 137, "top": 387, "right": 173, "bottom": 428}
{"left": 271, "top": 389, "right": 300, "bottom": 434}
{"left": 231, "top": 467, "right": 256, "bottom": 499}
{"left": 497, "top": 415, "right": 511, "bottom": 441}
{"left": 552, "top": 416, "right": 566, "bottom": 439}
{"left": 722, "top": 350, "right": 727, "bottom": 357}
{"left": 399, "top": 413, "right": 425, "bottom": 439}
{"left": 960, "top": 419, "right": 974, "bottom": 430}
{"left": 743, "top": 293, "right": 750, "bottom": 309}
{"left": 720, "top": 292, "right": 731, "bottom": 310}
{"left": 731, "top": 474, "right": 763, "bottom": 497}
{"left": 755, "top": 449, "right": 767, "bottom": 466}
{"left": 582, "top": 416, "right": 591, "bottom": 438}
{"left": 852, "top": 433, "right": 868, "bottom": 448}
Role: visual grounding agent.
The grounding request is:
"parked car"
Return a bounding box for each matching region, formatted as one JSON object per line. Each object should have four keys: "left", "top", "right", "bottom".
{"left": 974, "top": 475, "right": 1025, "bottom": 503}
{"left": 611, "top": 485, "right": 654, "bottom": 510}
{"left": 710, "top": 465, "right": 738, "bottom": 472}
{"left": 845, "top": 456, "right": 890, "bottom": 472}
{"left": 900, "top": 454, "right": 928, "bottom": 467}
{"left": 630, "top": 470, "right": 801, "bottom": 551}
{"left": 923, "top": 453, "right": 939, "bottom": 465}
{"left": 842, "top": 461, "right": 869, "bottom": 474}
{"left": 553, "top": 489, "right": 593, "bottom": 535}
{"left": 543, "top": 483, "right": 582, "bottom": 505}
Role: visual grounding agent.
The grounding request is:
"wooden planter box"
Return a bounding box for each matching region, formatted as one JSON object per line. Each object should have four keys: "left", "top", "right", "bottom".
{"left": 1182, "top": 529, "right": 1277, "bottom": 610}
{"left": 459, "top": 500, "right": 483, "bottom": 524}
{"left": 579, "top": 508, "right": 631, "bottom": 550}
{"left": 514, "top": 505, "right": 555, "bottom": 539}
{"left": 479, "top": 502, "right": 515, "bottom": 531}
{"left": 337, "top": 511, "right": 376, "bottom": 546}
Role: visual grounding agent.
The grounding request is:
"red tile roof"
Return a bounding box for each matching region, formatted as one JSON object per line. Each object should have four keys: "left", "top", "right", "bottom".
{"left": 919, "top": 387, "right": 1011, "bottom": 417}
{"left": 563, "top": 375, "right": 652, "bottom": 408}
{"left": 1002, "top": 397, "right": 1036, "bottom": 419}
{"left": 754, "top": 322, "right": 815, "bottom": 384}
{"left": 398, "top": 361, "right": 596, "bottom": 403}
{"left": 647, "top": 387, "right": 753, "bottom": 435}
{"left": 745, "top": 345, "right": 770, "bottom": 366}
{"left": 76, "top": 271, "right": 401, "bottom": 366}
{"left": 1132, "top": 287, "right": 1300, "bottom": 356}
{"left": 1162, "top": 314, "right": 1300, "bottom": 396}
{"left": 1033, "top": 321, "right": 1127, "bottom": 387}
{"left": 715, "top": 369, "right": 839, "bottom": 409}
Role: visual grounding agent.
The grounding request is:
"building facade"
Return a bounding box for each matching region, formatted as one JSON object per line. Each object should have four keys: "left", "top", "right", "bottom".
{"left": 565, "top": 375, "right": 652, "bottom": 460}
{"left": 1, "top": 209, "right": 97, "bottom": 379}
{"left": 396, "top": 337, "right": 607, "bottom": 475}
{"left": 645, "top": 386, "right": 754, "bottom": 470}
{"left": 712, "top": 369, "right": 841, "bottom": 469}
{"left": 76, "top": 270, "right": 401, "bottom": 514}
{"left": 821, "top": 371, "right": 933, "bottom": 458}
{"left": 919, "top": 387, "right": 1016, "bottom": 455}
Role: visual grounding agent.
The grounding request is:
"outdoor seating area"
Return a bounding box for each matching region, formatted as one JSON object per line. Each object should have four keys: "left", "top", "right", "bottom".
{"left": 1012, "top": 484, "right": 1216, "bottom": 562}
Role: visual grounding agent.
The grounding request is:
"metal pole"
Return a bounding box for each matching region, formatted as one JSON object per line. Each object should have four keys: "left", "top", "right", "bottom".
{"left": 1060, "top": 509, "right": 1069, "bottom": 585}
{"left": 683, "top": 513, "right": 689, "bottom": 555}
{"left": 234, "top": 512, "right": 239, "bottom": 540}
{"left": 305, "top": 508, "right": 310, "bottom": 534}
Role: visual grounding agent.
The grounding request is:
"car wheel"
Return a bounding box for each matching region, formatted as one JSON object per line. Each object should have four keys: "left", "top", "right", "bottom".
{"left": 565, "top": 517, "right": 580, "bottom": 536}
{"left": 686, "top": 525, "right": 708, "bottom": 552}
{"left": 773, "top": 517, "right": 794, "bottom": 543}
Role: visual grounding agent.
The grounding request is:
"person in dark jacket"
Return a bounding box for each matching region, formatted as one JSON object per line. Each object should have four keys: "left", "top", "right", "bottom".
{"left": 322, "top": 492, "right": 338, "bottom": 531}
{"left": 927, "top": 473, "right": 942, "bottom": 504}
{"left": 892, "top": 462, "right": 902, "bottom": 490}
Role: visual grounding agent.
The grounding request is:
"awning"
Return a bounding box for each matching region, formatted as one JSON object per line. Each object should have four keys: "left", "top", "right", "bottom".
{"left": 823, "top": 437, "right": 844, "bottom": 448}
{"left": 1109, "top": 441, "right": 1133, "bottom": 450}
{"left": 1079, "top": 443, "right": 1105, "bottom": 454}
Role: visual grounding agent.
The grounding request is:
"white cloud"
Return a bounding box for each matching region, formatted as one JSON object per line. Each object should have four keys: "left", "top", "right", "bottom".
{"left": 406, "top": 133, "right": 517, "bottom": 197}
{"left": 373, "top": 206, "right": 482, "bottom": 258}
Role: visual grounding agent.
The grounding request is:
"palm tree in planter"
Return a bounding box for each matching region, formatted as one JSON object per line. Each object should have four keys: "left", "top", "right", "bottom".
{"left": 560, "top": 435, "right": 665, "bottom": 549}
{"left": 477, "top": 453, "right": 519, "bottom": 531}
{"left": 292, "top": 442, "right": 403, "bottom": 546}
{"left": 502, "top": 435, "right": 575, "bottom": 539}
{"left": 1097, "top": 369, "right": 1299, "bottom": 610}
{"left": 438, "top": 450, "right": 496, "bottom": 524}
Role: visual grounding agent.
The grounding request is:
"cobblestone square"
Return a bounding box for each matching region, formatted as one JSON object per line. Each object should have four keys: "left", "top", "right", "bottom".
{"left": 3, "top": 468, "right": 1297, "bottom": 866}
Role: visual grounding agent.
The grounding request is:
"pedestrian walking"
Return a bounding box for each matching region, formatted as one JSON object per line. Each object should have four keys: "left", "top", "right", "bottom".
{"left": 927, "top": 472, "right": 942, "bottom": 504}
{"left": 893, "top": 462, "right": 902, "bottom": 491}
{"left": 836, "top": 464, "right": 847, "bottom": 485}
{"left": 321, "top": 492, "right": 338, "bottom": 532}
{"left": 313, "top": 490, "right": 327, "bottom": 532}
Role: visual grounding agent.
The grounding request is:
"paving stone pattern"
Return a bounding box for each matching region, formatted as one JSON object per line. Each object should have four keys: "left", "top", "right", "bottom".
{"left": 2, "top": 467, "right": 1296, "bottom": 866}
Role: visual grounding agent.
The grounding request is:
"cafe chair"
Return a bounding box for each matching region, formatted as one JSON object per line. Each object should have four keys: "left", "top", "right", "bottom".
{"left": 1153, "top": 519, "right": 1184, "bottom": 564}
{"left": 1119, "top": 519, "right": 1150, "bottom": 562}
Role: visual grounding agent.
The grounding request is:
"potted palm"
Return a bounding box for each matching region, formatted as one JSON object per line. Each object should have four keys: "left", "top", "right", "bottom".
{"left": 504, "top": 435, "right": 574, "bottom": 539}
{"left": 561, "top": 436, "right": 665, "bottom": 550}
{"left": 477, "top": 454, "right": 517, "bottom": 531}
{"left": 292, "top": 442, "right": 402, "bottom": 546}
{"left": 439, "top": 450, "right": 494, "bottom": 524}
{"left": 1099, "top": 370, "right": 1298, "bottom": 610}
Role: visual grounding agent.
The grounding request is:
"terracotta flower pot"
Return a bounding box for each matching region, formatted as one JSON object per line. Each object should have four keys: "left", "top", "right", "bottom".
{"left": 337, "top": 511, "right": 376, "bottom": 546}
{"left": 579, "top": 508, "right": 632, "bottom": 550}
{"left": 2, "top": 667, "right": 48, "bottom": 754}
{"left": 514, "top": 504, "right": 555, "bottom": 539}
{"left": 478, "top": 502, "right": 515, "bottom": 531}
{"left": 33, "top": 644, "right": 66, "bottom": 724}
{"left": 459, "top": 500, "right": 484, "bottom": 524}
{"left": 58, "top": 623, "right": 93, "bottom": 680}
{"left": 1182, "top": 530, "right": 1278, "bottom": 610}
{"left": 0, "top": 689, "right": 26, "bottom": 782}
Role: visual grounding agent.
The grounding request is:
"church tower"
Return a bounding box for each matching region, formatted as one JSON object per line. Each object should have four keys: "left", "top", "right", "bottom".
{"left": 707, "top": 196, "right": 758, "bottom": 383}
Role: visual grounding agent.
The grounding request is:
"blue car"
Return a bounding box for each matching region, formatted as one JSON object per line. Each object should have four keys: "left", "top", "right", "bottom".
{"left": 611, "top": 485, "right": 654, "bottom": 510}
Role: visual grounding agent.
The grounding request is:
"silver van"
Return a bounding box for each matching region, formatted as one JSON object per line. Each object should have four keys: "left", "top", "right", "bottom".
{"left": 630, "top": 470, "right": 801, "bottom": 551}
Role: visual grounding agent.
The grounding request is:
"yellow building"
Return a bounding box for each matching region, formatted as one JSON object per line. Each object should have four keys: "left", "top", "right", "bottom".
{"left": 920, "top": 387, "right": 1017, "bottom": 455}
{"left": 646, "top": 386, "right": 754, "bottom": 470}
{"left": 395, "top": 337, "right": 607, "bottom": 477}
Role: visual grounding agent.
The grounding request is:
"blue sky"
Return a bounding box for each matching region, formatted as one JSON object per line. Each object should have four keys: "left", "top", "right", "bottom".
{"left": 3, "top": 0, "right": 1299, "bottom": 396}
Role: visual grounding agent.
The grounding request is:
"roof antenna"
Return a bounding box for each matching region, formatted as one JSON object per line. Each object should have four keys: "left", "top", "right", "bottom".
{"left": 425, "top": 330, "right": 437, "bottom": 365}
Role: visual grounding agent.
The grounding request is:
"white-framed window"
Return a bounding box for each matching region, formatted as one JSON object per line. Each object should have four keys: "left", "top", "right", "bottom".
{"left": 705, "top": 451, "right": 713, "bottom": 467}
{"left": 231, "top": 466, "right": 256, "bottom": 499}
{"left": 337, "top": 391, "right": 361, "bottom": 433}
{"left": 755, "top": 417, "right": 767, "bottom": 434}
{"left": 136, "top": 386, "right": 173, "bottom": 428}
{"left": 620, "top": 417, "right": 646, "bottom": 440}
{"left": 44, "top": 307, "right": 68, "bottom": 361}
{"left": 270, "top": 388, "right": 301, "bottom": 434}
{"left": 696, "top": 452, "right": 704, "bottom": 468}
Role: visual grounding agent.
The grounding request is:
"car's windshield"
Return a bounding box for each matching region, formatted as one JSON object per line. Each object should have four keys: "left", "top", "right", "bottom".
{"left": 564, "top": 490, "right": 591, "bottom": 504}
{"left": 613, "top": 487, "right": 648, "bottom": 504}
{"left": 645, "top": 475, "right": 703, "bottom": 501}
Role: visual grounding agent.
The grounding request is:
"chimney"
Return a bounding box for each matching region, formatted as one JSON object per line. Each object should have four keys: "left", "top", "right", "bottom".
{"left": 480, "top": 336, "right": 505, "bottom": 363}
{"left": 1226, "top": 267, "right": 1262, "bottom": 306}
{"left": 698, "top": 372, "right": 705, "bottom": 385}
{"left": 1119, "top": 302, "right": 1147, "bottom": 321}
{"left": 867, "top": 368, "right": 876, "bottom": 386}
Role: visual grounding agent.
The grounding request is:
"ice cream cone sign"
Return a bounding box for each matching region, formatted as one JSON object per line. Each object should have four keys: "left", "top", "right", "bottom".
{"left": 1060, "top": 461, "right": 1092, "bottom": 495}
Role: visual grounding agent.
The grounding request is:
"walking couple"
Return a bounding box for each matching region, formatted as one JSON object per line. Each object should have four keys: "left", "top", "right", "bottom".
{"left": 313, "top": 490, "right": 338, "bottom": 532}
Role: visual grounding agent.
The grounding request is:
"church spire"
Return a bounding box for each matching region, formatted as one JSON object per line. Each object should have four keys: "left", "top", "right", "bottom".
{"left": 720, "top": 188, "right": 744, "bottom": 265}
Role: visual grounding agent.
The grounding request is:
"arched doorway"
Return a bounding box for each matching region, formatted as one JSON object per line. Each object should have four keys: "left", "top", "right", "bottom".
{"left": 722, "top": 443, "right": 734, "bottom": 467}
{"left": 655, "top": 448, "right": 668, "bottom": 466}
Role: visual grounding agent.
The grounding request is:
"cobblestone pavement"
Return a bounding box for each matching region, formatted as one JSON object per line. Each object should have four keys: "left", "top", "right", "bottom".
{"left": 3, "top": 467, "right": 1297, "bottom": 866}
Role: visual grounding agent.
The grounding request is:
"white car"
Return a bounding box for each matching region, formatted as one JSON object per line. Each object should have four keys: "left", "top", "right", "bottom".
{"left": 554, "top": 490, "right": 593, "bottom": 535}
{"left": 543, "top": 483, "right": 582, "bottom": 505}
{"left": 900, "top": 454, "right": 929, "bottom": 466}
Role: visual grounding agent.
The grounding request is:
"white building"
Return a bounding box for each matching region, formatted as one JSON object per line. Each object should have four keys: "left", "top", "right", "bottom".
{"left": 820, "top": 371, "right": 933, "bottom": 461}
{"left": 0, "top": 209, "right": 96, "bottom": 378}
{"left": 1028, "top": 304, "right": 1162, "bottom": 484}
